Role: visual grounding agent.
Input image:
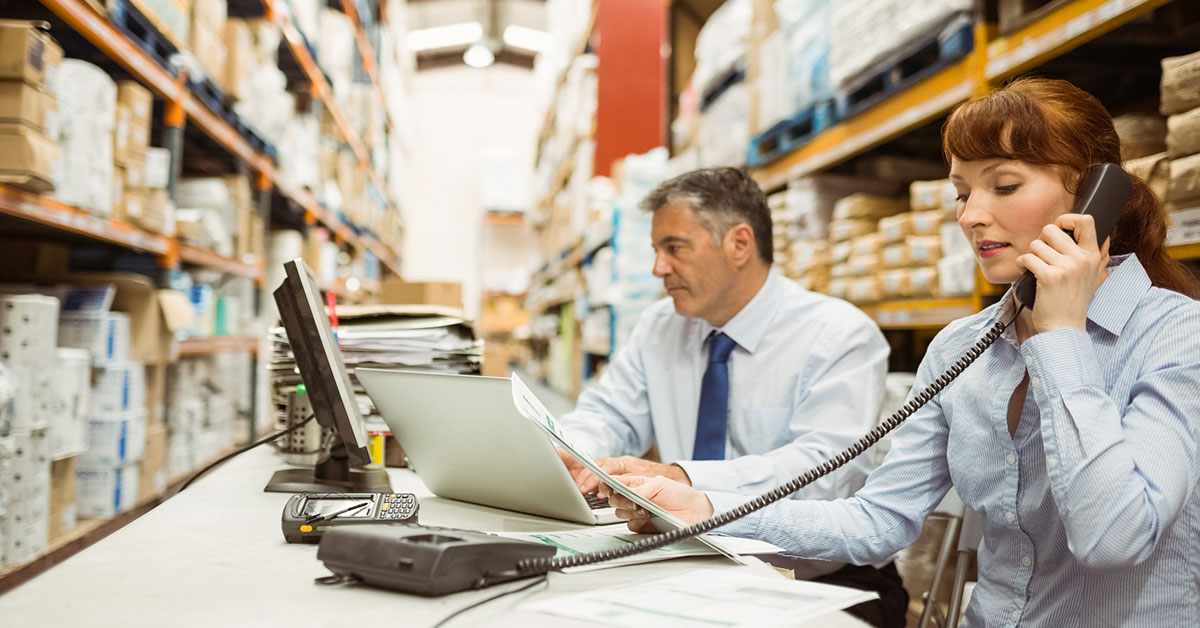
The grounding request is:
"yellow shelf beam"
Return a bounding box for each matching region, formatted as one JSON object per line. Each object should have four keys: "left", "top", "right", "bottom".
{"left": 864, "top": 297, "right": 980, "bottom": 330}
{"left": 985, "top": 0, "right": 1175, "bottom": 81}
{"left": 755, "top": 59, "right": 974, "bottom": 191}
{"left": 1168, "top": 242, "right": 1200, "bottom": 260}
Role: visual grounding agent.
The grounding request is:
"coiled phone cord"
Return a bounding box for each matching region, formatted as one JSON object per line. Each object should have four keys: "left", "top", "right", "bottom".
{"left": 515, "top": 309, "right": 1019, "bottom": 575}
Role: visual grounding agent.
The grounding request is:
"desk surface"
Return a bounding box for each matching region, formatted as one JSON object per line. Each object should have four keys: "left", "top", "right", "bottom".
{"left": 0, "top": 448, "right": 867, "bottom": 628}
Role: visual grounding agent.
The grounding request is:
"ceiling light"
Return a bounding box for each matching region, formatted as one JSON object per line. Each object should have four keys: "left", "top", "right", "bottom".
{"left": 463, "top": 43, "right": 495, "bottom": 68}
{"left": 406, "top": 22, "right": 483, "bottom": 52}
{"left": 503, "top": 25, "right": 552, "bottom": 53}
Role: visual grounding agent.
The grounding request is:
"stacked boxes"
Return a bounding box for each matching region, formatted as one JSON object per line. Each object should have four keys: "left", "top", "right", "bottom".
{"left": 112, "top": 81, "right": 154, "bottom": 225}
{"left": 829, "top": 193, "right": 907, "bottom": 305}
{"left": 174, "top": 175, "right": 258, "bottom": 260}
{"left": 0, "top": 20, "right": 62, "bottom": 194}
{"left": 0, "top": 293, "right": 60, "bottom": 568}
{"left": 51, "top": 59, "right": 116, "bottom": 216}
{"left": 1162, "top": 51, "right": 1200, "bottom": 246}
{"left": 189, "top": 0, "right": 227, "bottom": 89}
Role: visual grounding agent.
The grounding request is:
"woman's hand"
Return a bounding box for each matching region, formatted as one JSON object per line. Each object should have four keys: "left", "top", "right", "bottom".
{"left": 1016, "top": 213, "right": 1109, "bottom": 334}
{"left": 598, "top": 475, "right": 715, "bottom": 534}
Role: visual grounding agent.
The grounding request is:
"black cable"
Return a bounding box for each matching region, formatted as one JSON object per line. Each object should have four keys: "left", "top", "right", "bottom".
{"left": 176, "top": 413, "right": 317, "bottom": 492}
{"left": 514, "top": 309, "right": 1022, "bottom": 575}
{"left": 430, "top": 574, "right": 549, "bottom": 628}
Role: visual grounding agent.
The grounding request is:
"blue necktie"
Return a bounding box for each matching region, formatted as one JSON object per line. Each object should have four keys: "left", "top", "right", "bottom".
{"left": 693, "top": 332, "right": 737, "bottom": 460}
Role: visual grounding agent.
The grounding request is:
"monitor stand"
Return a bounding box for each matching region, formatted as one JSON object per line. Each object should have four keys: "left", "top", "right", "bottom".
{"left": 264, "top": 442, "right": 393, "bottom": 493}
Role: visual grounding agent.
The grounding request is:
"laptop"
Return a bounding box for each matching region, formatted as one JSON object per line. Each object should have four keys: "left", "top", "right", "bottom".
{"left": 356, "top": 369, "right": 620, "bottom": 525}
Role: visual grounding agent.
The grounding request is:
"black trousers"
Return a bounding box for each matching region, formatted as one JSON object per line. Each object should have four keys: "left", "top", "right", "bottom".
{"left": 762, "top": 557, "right": 910, "bottom": 628}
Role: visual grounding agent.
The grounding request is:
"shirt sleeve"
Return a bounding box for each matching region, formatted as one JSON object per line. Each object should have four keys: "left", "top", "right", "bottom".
{"left": 702, "top": 324, "right": 961, "bottom": 566}
{"left": 1023, "top": 303, "right": 1200, "bottom": 570}
{"left": 558, "top": 311, "right": 656, "bottom": 459}
{"left": 677, "top": 310, "right": 889, "bottom": 499}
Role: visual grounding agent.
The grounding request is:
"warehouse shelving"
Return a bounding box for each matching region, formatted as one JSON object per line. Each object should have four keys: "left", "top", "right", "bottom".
{"left": 0, "top": 184, "right": 171, "bottom": 256}
{"left": 744, "top": 0, "right": 1196, "bottom": 331}
{"left": 20, "top": 0, "right": 404, "bottom": 279}
{"left": 337, "top": 0, "right": 393, "bottom": 135}
{"left": 0, "top": 444, "right": 245, "bottom": 595}
{"left": 754, "top": 0, "right": 1176, "bottom": 191}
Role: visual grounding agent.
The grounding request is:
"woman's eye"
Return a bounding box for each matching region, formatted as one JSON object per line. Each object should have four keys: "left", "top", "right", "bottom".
{"left": 955, "top": 193, "right": 969, "bottom": 204}
{"left": 995, "top": 184, "right": 1019, "bottom": 195}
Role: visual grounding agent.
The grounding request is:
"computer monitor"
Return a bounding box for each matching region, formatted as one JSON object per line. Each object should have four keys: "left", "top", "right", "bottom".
{"left": 264, "top": 259, "right": 391, "bottom": 493}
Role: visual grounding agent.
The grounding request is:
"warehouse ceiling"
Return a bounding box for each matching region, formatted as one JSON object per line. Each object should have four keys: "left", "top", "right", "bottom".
{"left": 405, "top": 0, "right": 548, "bottom": 70}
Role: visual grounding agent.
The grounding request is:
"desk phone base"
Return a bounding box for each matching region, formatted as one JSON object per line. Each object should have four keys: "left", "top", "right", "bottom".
{"left": 316, "top": 524, "right": 555, "bottom": 596}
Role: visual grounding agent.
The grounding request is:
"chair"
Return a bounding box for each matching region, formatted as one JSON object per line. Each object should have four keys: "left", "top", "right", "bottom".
{"left": 916, "top": 496, "right": 982, "bottom": 628}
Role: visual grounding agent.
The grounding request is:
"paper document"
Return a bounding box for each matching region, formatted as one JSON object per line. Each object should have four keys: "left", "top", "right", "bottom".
{"left": 509, "top": 373, "right": 749, "bottom": 565}
{"left": 523, "top": 568, "right": 879, "bottom": 628}
{"left": 497, "top": 526, "right": 782, "bottom": 573}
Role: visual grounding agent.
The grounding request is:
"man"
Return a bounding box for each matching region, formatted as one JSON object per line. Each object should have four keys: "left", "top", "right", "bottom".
{"left": 557, "top": 167, "right": 906, "bottom": 628}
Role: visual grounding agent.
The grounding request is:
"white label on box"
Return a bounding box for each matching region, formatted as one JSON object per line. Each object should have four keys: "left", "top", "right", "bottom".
{"left": 81, "top": 412, "right": 146, "bottom": 466}
{"left": 76, "top": 463, "right": 139, "bottom": 518}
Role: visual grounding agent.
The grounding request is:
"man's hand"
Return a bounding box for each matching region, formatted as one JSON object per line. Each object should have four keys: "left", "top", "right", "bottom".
{"left": 598, "top": 475, "right": 714, "bottom": 533}
{"left": 567, "top": 455, "right": 692, "bottom": 495}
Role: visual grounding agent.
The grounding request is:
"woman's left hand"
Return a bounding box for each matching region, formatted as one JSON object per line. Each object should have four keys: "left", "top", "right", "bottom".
{"left": 1016, "top": 213, "right": 1109, "bottom": 334}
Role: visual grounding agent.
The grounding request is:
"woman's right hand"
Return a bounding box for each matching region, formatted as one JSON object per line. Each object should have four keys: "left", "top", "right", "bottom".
{"left": 599, "top": 475, "right": 715, "bottom": 533}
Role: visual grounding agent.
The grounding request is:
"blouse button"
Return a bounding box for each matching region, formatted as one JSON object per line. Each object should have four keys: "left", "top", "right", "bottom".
{"left": 1005, "top": 510, "right": 1016, "bottom": 523}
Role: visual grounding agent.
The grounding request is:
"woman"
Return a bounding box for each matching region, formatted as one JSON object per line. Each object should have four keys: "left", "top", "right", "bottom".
{"left": 601, "top": 78, "right": 1200, "bottom": 627}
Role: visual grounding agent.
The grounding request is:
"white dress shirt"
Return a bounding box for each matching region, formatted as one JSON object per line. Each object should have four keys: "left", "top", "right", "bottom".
{"left": 560, "top": 272, "right": 890, "bottom": 502}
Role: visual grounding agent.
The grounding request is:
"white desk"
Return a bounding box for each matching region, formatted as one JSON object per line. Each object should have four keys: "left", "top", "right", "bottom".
{"left": 0, "top": 448, "right": 867, "bottom": 627}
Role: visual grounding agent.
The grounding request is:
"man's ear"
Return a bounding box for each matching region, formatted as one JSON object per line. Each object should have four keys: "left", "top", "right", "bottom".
{"left": 725, "top": 223, "right": 756, "bottom": 269}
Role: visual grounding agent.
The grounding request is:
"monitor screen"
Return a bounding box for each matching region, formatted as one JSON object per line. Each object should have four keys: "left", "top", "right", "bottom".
{"left": 274, "top": 259, "right": 371, "bottom": 466}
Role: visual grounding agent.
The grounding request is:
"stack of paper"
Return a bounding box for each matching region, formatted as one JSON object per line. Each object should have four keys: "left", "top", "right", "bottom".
{"left": 268, "top": 304, "right": 482, "bottom": 437}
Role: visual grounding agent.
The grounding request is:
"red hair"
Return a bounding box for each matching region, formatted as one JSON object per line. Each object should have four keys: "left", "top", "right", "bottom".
{"left": 942, "top": 77, "right": 1199, "bottom": 298}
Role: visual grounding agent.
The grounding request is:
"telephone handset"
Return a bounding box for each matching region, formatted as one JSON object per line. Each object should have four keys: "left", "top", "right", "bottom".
{"left": 1012, "top": 163, "right": 1133, "bottom": 310}
{"left": 316, "top": 166, "right": 1136, "bottom": 595}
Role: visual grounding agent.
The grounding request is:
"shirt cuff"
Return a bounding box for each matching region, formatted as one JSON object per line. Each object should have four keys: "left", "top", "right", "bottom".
{"left": 706, "top": 491, "right": 759, "bottom": 537}
{"left": 1020, "top": 327, "right": 1103, "bottom": 392}
{"left": 675, "top": 460, "right": 734, "bottom": 493}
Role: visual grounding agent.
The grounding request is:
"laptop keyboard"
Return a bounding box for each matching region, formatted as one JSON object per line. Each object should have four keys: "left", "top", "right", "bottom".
{"left": 584, "top": 493, "right": 610, "bottom": 510}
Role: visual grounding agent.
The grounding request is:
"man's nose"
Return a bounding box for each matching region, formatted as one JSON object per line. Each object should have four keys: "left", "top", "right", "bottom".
{"left": 652, "top": 252, "right": 671, "bottom": 277}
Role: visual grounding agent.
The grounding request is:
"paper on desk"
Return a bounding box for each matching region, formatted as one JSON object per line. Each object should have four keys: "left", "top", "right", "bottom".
{"left": 523, "top": 568, "right": 879, "bottom": 628}
{"left": 496, "top": 526, "right": 782, "bottom": 574}
{"left": 509, "top": 373, "right": 749, "bottom": 565}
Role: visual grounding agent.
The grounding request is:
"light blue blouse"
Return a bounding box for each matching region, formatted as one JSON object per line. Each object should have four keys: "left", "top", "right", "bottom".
{"left": 710, "top": 255, "right": 1200, "bottom": 627}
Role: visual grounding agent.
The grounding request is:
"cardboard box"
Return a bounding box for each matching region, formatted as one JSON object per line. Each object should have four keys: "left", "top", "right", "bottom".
{"left": 130, "top": 188, "right": 173, "bottom": 236}
{"left": 138, "top": 422, "right": 168, "bottom": 502}
{"left": 62, "top": 273, "right": 194, "bottom": 365}
{"left": 49, "top": 456, "right": 77, "bottom": 541}
{"left": 0, "top": 124, "right": 56, "bottom": 192}
{"left": 145, "top": 364, "right": 167, "bottom": 426}
{"left": 1167, "top": 106, "right": 1200, "bottom": 159}
{"left": 144, "top": 146, "right": 170, "bottom": 189}
{"left": 189, "top": 20, "right": 227, "bottom": 87}
{"left": 381, "top": 278, "right": 464, "bottom": 309}
{"left": 0, "top": 80, "right": 46, "bottom": 131}
{"left": 81, "top": 411, "right": 147, "bottom": 466}
{"left": 1161, "top": 50, "right": 1200, "bottom": 116}
{"left": 76, "top": 461, "right": 140, "bottom": 518}
{"left": 1166, "top": 153, "right": 1200, "bottom": 203}
{"left": 224, "top": 19, "right": 253, "bottom": 100}
{"left": 113, "top": 103, "right": 150, "bottom": 166}
{"left": 116, "top": 80, "right": 152, "bottom": 124}
{"left": 58, "top": 311, "right": 130, "bottom": 366}
{"left": 90, "top": 362, "right": 147, "bottom": 418}
{"left": 1166, "top": 206, "right": 1200, "bottom": 247}
{"left": 126, "top": 0, "right": 192, "bottom": 51}
{"left": 0, "top": 20, "right": 59, "bottom": 87}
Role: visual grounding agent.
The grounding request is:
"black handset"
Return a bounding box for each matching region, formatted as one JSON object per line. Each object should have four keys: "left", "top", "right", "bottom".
{"left": 1012, "top": 163, "right": 1133, "bottom": 310}
{"left": 314, "top": 165, "right": 1137, "bottom": 596}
